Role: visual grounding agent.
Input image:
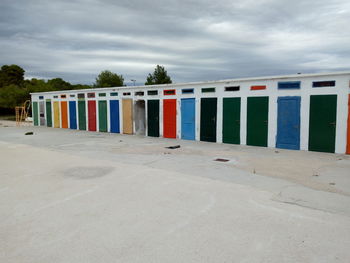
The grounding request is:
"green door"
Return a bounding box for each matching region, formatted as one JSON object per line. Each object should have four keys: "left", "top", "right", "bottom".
{"left": 98, "top": 100, "right": 107, "bottom": 132}
{"left": 147, "top": 100, "right": 159, "bottom": 137}
{"left": 247, "top": 97, "right": 269, "bottom": 147}
{"left": 309, "top": 95, "right": 337, "bottom": 153}
{"left": 33, "top": 101, "right": 39, "bottom": 126}
{"left": 223, "top": 98, "right": 241, "bottom": 144}
{"left": 78, "top": 100, "right": 86, "bottom": 130}
{"left": 200, "top": 98, "right": 217, "bottom": 142}
{"left": 46, "top": 100, "right": 52, "bottom": 127}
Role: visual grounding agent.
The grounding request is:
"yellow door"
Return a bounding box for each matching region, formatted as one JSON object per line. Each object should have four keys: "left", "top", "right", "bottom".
{"left": 53, "top": 101, "right": 60, "bottom": 128}
{"left": 122, "top": 99, "right": 133, "bottom": 134}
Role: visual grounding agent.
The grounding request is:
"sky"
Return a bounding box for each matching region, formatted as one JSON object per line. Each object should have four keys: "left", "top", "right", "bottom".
{"left": 0, "top": 0, "right": 349, "bottom": 85}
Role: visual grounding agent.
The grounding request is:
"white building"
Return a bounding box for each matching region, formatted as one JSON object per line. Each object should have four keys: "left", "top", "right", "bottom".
{"left": 31, "top": 71, "right": 350, "bottom": 154}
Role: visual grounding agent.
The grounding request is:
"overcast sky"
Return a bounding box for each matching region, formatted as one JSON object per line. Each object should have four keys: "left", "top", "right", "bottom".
{"left": 0, "top": 0, "right": 349, "bottom": 85}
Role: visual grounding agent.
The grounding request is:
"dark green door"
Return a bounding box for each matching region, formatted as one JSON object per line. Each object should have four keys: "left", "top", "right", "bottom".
{"left": 46, "top": 100, "right": 52, "bottom": 127}
{"left": 78, "top": 100, "right": 86, "bottom": 130}
{"left": 147, "top": 100, "right": 159, "bottom": 137}
{"left": 309, "top": 95, "right": 337, "bottom": 153}
{"left": 223, "top": 98, "right": 240, "bottom": 144}
{"left": 33, "top": 102, "right": 39, "bottom": 126}
{"left": 98, "top": 100, "right": 107, "bottom": 132}
{"left": 247, "top": 97, "right": 269, "bottom": 147}
{"left": 200, "top": 98, "right": 217, "bottom": 142}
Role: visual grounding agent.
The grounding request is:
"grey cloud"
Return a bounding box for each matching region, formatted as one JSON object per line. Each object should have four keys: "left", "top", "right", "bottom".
{"left": 0, "top": 0, "right": 349, "bottom": 85}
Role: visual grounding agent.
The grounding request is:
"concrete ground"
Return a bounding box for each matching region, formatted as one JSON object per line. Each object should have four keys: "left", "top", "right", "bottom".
{"left": 0, "top": 120, "right": 350, "bottom": 263}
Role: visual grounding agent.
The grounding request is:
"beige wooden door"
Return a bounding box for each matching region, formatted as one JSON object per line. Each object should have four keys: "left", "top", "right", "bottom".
{"left": 122, "top": 99, "right": 133, "bottom": 134}
{"left": 53, "top": 101, "right": 60, "bottom": 128}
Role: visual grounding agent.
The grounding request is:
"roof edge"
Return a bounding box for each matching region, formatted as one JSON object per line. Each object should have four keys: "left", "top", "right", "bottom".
{"left": 30, "top": 70, "right": 350, "bottom": 95}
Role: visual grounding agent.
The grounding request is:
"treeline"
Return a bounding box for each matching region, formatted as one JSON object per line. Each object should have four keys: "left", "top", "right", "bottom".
{"left": 0, "top": 65, "right": 91, "bottom": 114}
{"left": 0, "top": 64, "right": 172, "bottom": 115}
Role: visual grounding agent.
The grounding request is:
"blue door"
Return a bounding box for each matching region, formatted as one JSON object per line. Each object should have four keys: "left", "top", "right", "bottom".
{"left": 110, "top": 100, "right": 120, "bottom": 133}
{"left": 181, "top": 98, "right": 195, "bottom": 140}
{"left": 276, "top": 96, "right": 301, "bottom": 150}
{"left": 69, "top": 101, "right": 77, "bottom": 129}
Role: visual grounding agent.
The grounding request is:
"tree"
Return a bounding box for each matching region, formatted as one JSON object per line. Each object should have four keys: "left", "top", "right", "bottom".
{"left": 71, "top": 84, "right": 92, "bottom": 90}
{"left": 47, "top": 78, "right": 71, "bottom": 91}
{"left": 94, "top": 70, "right": 124, "bottom": 87}
{"left": 0, "top": 64, "right": 25, "bottom": 87}
{"left": 0, "top": 84, "right": 27, "bottom": 109}
{"left": 145, "top": 65, "right": 172, "bottom": 85}
{"left": 0, "top": 63, "right": 92, "bottom": 115}
{"left": 24, "top": 78, "right": 51, "bottom": 93}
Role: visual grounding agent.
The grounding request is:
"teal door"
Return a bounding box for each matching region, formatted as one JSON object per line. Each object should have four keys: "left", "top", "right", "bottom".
{"left": 98, "top": 101, "right": 107, "bottom": 132}
{"left": 33, "top": 102, "right": 39, "bottom": 126}
{"left": 200, "top": 98, "right": 217, "bottom": 142}
{"left": 147, "top": 100, "right": 159, "bottom": 137}
{"left": 46, "top": 100, "right": 52, "bottom": 127}
{"left": 309, "top": 95, "right": 337, "bottom": 153}
{"left": 223, "top": 98, "right": 241, "bottom": 144}
{"left": 78, "top": 100, "right": 86, "bottom": 130}
{"left": 247, "top": 97, "right": 269, "bottom": 147}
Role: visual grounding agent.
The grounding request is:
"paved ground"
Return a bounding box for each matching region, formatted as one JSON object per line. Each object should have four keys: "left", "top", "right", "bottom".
{"left": 1, "top": 120, "right": 350, "bottom": 262}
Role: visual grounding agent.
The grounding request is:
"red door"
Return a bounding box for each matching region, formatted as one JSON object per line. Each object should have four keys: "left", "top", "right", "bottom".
{"left": 88, "top": 100, "right": 96, "bottom": 131}
{"left": 347, "top": 95, "right": 350, "bottom": 154}
{"left": 163, "top": 99, "right": 177, "bottom": 138}
{"left": 61, "top": 101, "right": 68, "bottom": 128}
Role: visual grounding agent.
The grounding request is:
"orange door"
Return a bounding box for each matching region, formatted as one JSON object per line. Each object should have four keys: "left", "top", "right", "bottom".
{"left": 61, "top": 101, "right": 68, "bottom": 128}
{"left": 163, "top": 99, "right": 177, "bottom": 138}
{"left": 347, "top": 94, "right": 350, "bottom": 154}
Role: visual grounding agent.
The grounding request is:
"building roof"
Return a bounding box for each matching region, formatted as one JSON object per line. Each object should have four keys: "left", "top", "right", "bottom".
{"left": 30, "top": 71, "right": 350, "bottom": 95}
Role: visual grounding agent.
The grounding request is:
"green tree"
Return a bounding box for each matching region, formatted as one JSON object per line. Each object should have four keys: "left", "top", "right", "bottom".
{"left": 47, "top": 78, "right": 71, "bottom": 91}
{"left": 24, "top": 78, "right": 50, "bottom": 93}
{"left": 145, "top": 65, "right": 172, "bottom": 85}
{"left": 94, "top": 70, "right": 124, "bottom": 87}
{"left": 0, "top": 64, "right": 92, "bottom": 115}
{"left": 0, "top": 84, "right": 27, "bottom": 109}
{"left": 0, "top": 65, "right": 25, "bottom": 87}
{"left": 71, "top": 84, "right": 92, "bottom": 90}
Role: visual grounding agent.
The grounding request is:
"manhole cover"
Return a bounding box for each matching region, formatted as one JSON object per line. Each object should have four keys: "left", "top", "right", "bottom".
{"left": 214, "top": 158, "right": 229, "bottom": 162}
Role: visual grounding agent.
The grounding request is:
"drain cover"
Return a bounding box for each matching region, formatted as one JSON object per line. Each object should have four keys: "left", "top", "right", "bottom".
{"left": 214, "top": 158, "right": 229, "bottom": 162}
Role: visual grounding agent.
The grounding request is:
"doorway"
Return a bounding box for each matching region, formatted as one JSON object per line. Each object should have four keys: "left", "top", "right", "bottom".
{"left": 222, "top": 97, "right": 240, "bottom": 144}
{"left": 69, "top": 101, "right": 77, "bottom": 129}
{"left": 39, "top": 101, "right": 45, "bottom": 126}
{"left": 247, "top": 97, "right": 269, "bottom": 147}
{"left": 134, "top": 100, "right": 146, "bottom": 135}
{"left": 200, "top": 98, "right": 217, "bottom": 142}
{"left": 181, "top": 98, "right": 195, "bottom": 140}
{"left": 309, "top": 95, "right": 337, "bottom": 153}
{"left": 98, "top": 100, "right": 107, "bottom": 132}
{"left": 88, "top": 100, "right": 96, "bottom": 131}
{"left": 122, "top": 99, "right": 133, "bottom": 134}
{"left": 147, "top": 100, "right": 159, "bottom": 137}
{"left": 163, "top": 99, "right": 177, "bottom": 138}
{"left": 110, "top": 100, "right": 120, "bottom": 133}
{"left": 276, "top": 96, "right": 301, "bottom": 150}
{"left": 46, "top": 100, "right": 52, "bottom": 127}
